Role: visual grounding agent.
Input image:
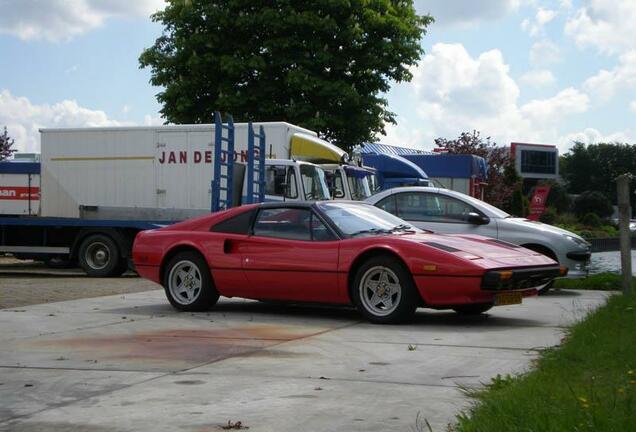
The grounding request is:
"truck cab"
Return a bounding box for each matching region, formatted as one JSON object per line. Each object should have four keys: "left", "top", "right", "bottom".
{"left": 263, "top": 159, "right": 331, "bottom": 202}
{"left": 321, "top": 164, "right": 378, "bottom": 201}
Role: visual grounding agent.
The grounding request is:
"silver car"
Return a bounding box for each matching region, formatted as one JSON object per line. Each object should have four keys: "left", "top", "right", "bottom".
{"left": 366, "top": 187, "right": 591, "bottom": 283}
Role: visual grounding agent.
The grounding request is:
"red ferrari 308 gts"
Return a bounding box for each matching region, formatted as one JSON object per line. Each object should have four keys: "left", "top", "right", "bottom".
{"left": 133, "top": 201, "right": 565, "bottom": 324}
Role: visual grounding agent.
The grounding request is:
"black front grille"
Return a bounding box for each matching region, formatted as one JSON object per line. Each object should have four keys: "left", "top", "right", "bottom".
{"left": 482, "top": 266, "right": 561, "bottom": 290}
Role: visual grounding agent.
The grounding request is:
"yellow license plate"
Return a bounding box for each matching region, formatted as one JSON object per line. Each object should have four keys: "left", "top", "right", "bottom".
{"left": 495, "top": 292, "right": 522, "bottom": 306}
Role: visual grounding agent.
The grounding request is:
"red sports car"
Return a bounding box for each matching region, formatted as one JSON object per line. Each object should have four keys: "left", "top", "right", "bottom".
{"left": 133, "top": 202, "right": 565, "bottom": 324}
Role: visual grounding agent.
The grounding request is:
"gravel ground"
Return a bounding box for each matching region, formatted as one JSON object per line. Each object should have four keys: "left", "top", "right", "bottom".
{"left": 0, "top": 257, "right": 159, "bottom": 309}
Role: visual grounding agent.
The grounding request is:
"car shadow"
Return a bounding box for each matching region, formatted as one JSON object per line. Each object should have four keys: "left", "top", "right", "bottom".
{"left": 104, "top": 299, "right": 546, "bottom": 328}
{"left": 541, "top": 289, "right": 582, "bottom": 297}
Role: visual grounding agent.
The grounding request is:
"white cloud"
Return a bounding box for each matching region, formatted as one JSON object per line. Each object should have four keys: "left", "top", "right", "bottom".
{"left": 520, "top": 69, "right": 556, "bottom": 87}
{"left": 0, "top": 0, "right": 165, "bottom": 42}
{"left": 565, "top": 0, "right": 636, "bottom": 55}
{"left": 522, "top": 7, "right": 557, "bottom": 37}
{"left": 558, "top": 128, "right": 634, "bottom": 152}
{"left": 631, "top": 101, "right": 636, "bottom": 114}
{"left": 143, "top": 114, "right": 164, "bottom": 126}
{"left": 415, "top": 0, "right": 521, "bottom": 26}
{"left": 530, "top": 39, "right": 561, "bottom": 66}
{"left": 383, "top": 43, "right": 589, "bottom": 150}
{"left": 0, "top": 89, "right": 126, "bottom": 152}
{"left": 583, "top": 51, "right": 636, "bottom": 102}
{"left": 520, "top": 87, "right": 589, "bottom": 125}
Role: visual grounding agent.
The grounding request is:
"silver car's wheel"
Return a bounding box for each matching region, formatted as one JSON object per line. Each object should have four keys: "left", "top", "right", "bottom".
{"left": 168, "top": 260, "right": 203, "bottom": 305}
{"left": 359, "top": 266, "right": 402, "bottom": 317}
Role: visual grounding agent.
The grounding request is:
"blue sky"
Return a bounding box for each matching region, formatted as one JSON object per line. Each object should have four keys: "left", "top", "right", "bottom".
{"left": 1, "top": 0, "right": 635, "bottom": 154}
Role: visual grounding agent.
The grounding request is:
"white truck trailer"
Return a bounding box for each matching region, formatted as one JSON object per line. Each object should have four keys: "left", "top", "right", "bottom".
{"left": 0, "top": 118, "right": 340, "bottom": 276}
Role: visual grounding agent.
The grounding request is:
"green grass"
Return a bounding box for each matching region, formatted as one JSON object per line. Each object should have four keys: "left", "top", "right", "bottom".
{"left": 454, "top": 293, "right": 636, "bottom": 432}
{"left": 553, "top": 272, "right": 636, "bottom": 291}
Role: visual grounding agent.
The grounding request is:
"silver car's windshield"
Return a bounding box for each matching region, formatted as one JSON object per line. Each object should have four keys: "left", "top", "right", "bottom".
{"left": 318, "top": 202, "right": 421, "bottom": 237}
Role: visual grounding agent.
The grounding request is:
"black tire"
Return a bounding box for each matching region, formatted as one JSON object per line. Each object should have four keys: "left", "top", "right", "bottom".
{"left": 351, "top": 255, "right": 418, "bottom": 324}
{"left": 162, "top": 251, "right": 219, "bottom": 312}
{"left": 78, "top": 234, "right": 121, "bottom": 277}
{"left": 523, "top": 245, "right": 558, "bottom": 295}
{"left": 453, "top": 304, "right": 493, "bottom": 315}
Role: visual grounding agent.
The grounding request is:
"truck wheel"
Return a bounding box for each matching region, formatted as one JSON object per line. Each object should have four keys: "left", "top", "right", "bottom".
{"left": 163, "top": 251, "right": 219, "bottom": 312}
{"left": 78, "top": 234, "right": 121, "bottom": 277}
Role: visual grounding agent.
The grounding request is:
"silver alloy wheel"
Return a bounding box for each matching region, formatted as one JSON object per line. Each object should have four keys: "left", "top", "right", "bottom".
{"left": 359, "top": 266, "right": 402, "bottom": 317}
{"left": 168, "top": 260, "right": 203, "bottom": 305}
{"left": 85, "top": 241, "right": 110, "bottom": 270}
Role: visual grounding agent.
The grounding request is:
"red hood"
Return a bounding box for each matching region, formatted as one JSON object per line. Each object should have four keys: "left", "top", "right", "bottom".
{"left": 397, "top": 233, "right": 556, "bottom": 267}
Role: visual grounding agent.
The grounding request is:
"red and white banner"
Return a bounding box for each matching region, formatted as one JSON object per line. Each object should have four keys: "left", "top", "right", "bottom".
{"left": 0, "top": 186, "right": 40, "bottom": 200}
{"left": 528, "top": 185, "right": 550, "bottom": 221}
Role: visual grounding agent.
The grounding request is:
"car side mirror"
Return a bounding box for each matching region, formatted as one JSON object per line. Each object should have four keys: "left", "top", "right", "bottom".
{"left": 467, "top": 212, "right": 489, "bottom": 225}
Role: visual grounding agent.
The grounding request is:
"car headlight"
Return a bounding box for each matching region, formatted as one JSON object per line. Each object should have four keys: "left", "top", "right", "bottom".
{"left": 563, "top": 234, "right": 590, "bottom": 249}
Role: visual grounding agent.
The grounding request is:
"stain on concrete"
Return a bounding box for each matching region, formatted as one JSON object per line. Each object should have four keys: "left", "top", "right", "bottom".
{"left": 0, "top": 422, "right": 120, "bottom": 432}
{"left": 174, "top": 380, "right": 206, "bottom": 385}
{"left": 32, "top": 325, "right": 317, "bottom": 366}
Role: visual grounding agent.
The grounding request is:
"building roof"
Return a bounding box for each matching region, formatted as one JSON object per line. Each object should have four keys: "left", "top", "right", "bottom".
{"left": 360, "top": 143, "right": 432, "bottom": 156}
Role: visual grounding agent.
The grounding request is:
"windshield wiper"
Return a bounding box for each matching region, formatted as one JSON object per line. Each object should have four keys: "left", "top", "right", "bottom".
{"left": 350, "top": 228, "right": 393, "bottom": 237}
{"left": 391, "top": 224, "right": 416, "bottom": 233}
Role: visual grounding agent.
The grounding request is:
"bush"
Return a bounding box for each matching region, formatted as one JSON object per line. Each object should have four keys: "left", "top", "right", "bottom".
{"left": 510, "top": 187, "right": 526, "bottom": 217}
{"left": 539, "top": 207, "right": 557, "bottom": 224}
{"left": 554, "top": 212, "right": 578, "bottom": 226}
{"left": 544, "top": 181, "right": 572, "bottom": 213}
{"left": 574, "top": 190, "right": 613, "bottom": 219}
{"left": 581, "top": 212, "right": 602, "bottom": 227}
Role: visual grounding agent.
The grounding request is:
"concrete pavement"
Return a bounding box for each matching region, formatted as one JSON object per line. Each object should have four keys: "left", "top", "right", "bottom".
{"left": 0, "top": 287, "right": 610, "bottom": 431}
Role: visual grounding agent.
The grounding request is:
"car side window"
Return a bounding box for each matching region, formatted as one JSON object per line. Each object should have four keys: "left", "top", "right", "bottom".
{"left": 252, "top": 208, "right": 336, "bottom": 241}
{"left": 396, "top": 192, "right": 478, "bottom": 223}
{"left": 376, "top": 195, "right": 397, "bottom": 214}
{"left": 253, "top": 208, "right": 311, "bottom": 240}
{"left": 210, "top": 209, "right": 256, "bottom": 234}
{"left": 310, "top": 213, "right": 337, "bottom": 241}
{"left": 264, "top": 165, "right": 298, "bottom": 199}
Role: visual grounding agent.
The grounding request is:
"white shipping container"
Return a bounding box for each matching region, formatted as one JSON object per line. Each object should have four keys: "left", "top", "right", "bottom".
{"left": 40, "top": 123, "right": 316, "bottom": 219}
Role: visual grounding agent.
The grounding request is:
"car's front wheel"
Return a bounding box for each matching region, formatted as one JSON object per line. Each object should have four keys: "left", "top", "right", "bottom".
{"left": 163, "top": 251, "right": 219, "bottom": 312}
{"left": 352, "top": 256, "right": 418, "bottom": 324}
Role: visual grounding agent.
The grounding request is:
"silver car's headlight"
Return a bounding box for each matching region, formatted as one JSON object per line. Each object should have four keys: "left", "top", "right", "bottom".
{"left": 563, "top": 234, "right": 590, "bottom": 249}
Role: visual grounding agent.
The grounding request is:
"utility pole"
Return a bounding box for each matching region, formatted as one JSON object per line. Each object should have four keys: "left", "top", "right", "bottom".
{"left": 616, "top": 174, "right": 633, "bottom": 295}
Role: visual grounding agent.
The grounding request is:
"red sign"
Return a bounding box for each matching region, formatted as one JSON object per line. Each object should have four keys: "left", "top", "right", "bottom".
{"left": 528, "top": 185, "right": 550, "bottom": 221}
{"left": 0, "top": 186, "right": 40, "bottom": 200}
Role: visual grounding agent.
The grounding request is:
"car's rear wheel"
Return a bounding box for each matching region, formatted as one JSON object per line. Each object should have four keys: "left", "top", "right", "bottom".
{"left": 453, "top": 304, "right": 493, "bottom": 315}
{"left": 352, "top": 256, "right": 418, "bottom": 324}
{"left": 163, "top": 251, "right": 219, "bottom": 312}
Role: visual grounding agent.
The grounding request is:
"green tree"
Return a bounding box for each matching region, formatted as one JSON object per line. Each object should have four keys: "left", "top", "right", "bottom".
{"left": 140, "top": 0, "right": 432, "bottom": 150}
{"left": 0, "top": 127, "right": 16, "bottom": 161}
{"left": 560, "top": 142, "right": 636, "bottom": 204}
{"left": 434, "top": 130, "right": 517, "bottom": 209}
{"left": 574, "top": 190, "right": 614, "bottom": 219}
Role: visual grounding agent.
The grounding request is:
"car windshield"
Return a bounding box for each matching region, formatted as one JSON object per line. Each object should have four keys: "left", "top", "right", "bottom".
{"left": 347, "top": 175, "right": 373, "bottom": 200}
{"left": 300, "top": 164, "right": 331, "bottom": 200}
{"left": 317, "top": 202, "right": 421, "bottom": 237}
